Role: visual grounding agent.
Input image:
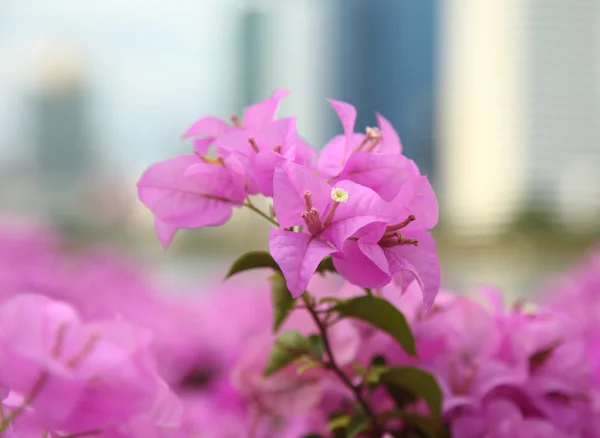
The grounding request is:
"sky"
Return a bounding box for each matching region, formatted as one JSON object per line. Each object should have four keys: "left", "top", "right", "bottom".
{"left": 0, "top": 0, "right": 248, "bottom": 176}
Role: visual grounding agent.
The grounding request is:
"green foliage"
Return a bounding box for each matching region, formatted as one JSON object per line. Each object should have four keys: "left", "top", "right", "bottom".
{"left": 308, "top": 334, "right": 324, "bottom": 358}
{"left": 333, "top": 296, "right": 416, "bottom": 356}
{"left": 263, "top": 331, "right": 311, "bottom": 376}
{"left": 316, "top": 256, "right": 336, "bottom": 274}
{"left": 225, "top": 250, "right": 281, "bottom": 279}
{"left": 380, "top": 367, "right": 443, "bottom": 416}
{"left": 396, "top": 413, "right": 449, "bottom": 438}
{"left": 346, "top": 413, "right": 369, "bottom": 438}
{"left": 269, "top": 273, "right": 295, "bottom": 331}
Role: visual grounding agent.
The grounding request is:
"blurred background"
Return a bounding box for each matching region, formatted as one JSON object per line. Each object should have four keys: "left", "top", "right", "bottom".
{"left": 1, "top": 0, "right": 599, "bottom": 299}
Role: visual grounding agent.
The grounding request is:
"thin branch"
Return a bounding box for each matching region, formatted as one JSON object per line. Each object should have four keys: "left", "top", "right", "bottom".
{"left": 301, "top": 295, "right": 384, "bottom": 437}
{"left": 244, "top": 199, "right": 279, "bottom": 227}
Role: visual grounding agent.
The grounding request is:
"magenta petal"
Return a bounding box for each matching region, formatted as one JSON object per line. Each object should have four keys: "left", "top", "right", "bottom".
{"left": 295, "top": 136, "right": 318, "bottom": 167}
{"left": 253, "top": 117, "right": 298, "bottom": 150}
{"left": 333, "top": 240, "right": 391, "bottom": 289}
{"left": 317, "top": 135, "right": 345, "bottom": 177}
{"left": 385, "top": 229, "right": 440, "bottom": 308}
{"left": 137, "top": 155, "right": 244, "bottom": 229}
{"left": 328, "top": 99, "right": 357, "bottom": 138}
{"left": 376, "top": 112, "right": 403, "bottom": 154}
{"left": 181, "top": 116, "right": 231, "bottom": 139}
{"left": 254, "top": 150, "right": 286, "bottom": 197}
{"left": 272, "top": 161, "right": 331, "bottom": 229}
{"left": 214, "top": 130, "right": 258, "bottom": 155}
{"left": 328, "top": 179, "right": 393, "bottom": 221}
{"left": 155, "top": 218, "right": 177, "bottom": 249}
{"left": 193, "top": 137, "right": 214, "bottom": 155}
{"left": 269, "top": 229, "right": 335, "bottom": 298}
{"left": 321, "top": 216, "right": 387, "bottom": 251}
{"left": 337, "top": 152, "right": 417, "bottom": 201}
{"left": 394, "top": 176, "right": 439, "bottom": 229}
{"left": 242, "top": 89, "right": 290, "bottom": 131}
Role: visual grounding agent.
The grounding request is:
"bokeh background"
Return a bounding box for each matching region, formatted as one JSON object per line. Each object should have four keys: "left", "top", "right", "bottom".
{"left": 1, "top": 0, "right": 599, "bottom": 300}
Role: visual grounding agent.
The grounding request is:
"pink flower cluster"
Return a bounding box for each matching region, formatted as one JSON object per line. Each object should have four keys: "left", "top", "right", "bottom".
{"left": 4, "top": 88, "right": 600, "bottom": 437}
{"left": 1, "top": 222, "right": 600, "bottom": 437}
{"left": 137, "top": 89, "right": 440, "bottom": 306}
{"left": 360, "top": 283, "right": 600, "bottom": 437}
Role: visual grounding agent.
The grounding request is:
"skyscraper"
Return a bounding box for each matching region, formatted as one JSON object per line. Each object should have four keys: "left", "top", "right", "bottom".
{"left": 31, "top": 51, "right": 92, "bottom": 223}
{"left": 333, "top": 0, "right": 438, "bottom": 179}
{"left": 525, "top": 0, "right": 600, "bottom": 229}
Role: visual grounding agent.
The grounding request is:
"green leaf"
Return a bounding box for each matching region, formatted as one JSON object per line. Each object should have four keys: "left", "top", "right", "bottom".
{"left": 264, "top": 331, "right": 310, "bottom": 376}
{"left": 319, "top": 297, "right": 346, "bottom": 305}
{"left": 371, "top": 354, "right": 387, "bottom": 366}
{"left": 399, "top": 413, "right": 448, "bottom": 438}
{"left": 225, "top": 251, "right": 280, "bottom": 279}
{"left": 316, "top": 256, "right": 336, "bottom": 274}
{"left": 366, "top": 365, "right": 389, "bottom": 384}
{"left": 380, "top": 367, "right": 443, "bottom": 416}
{"left": 346, "top": 413, "right": 368, "bottom": 438}
{"left": 327, "top": 414, "right": 351, "bottom": 431}
{"left": 269, "top": 273, "right": 295, "bottom": 331}
{"left": 333, "top": 296, "right": 416, "bottom": 356}
{"left": 295, "top": 357, "right": 322, "bottom": 375}
{"left": 308, "top": 334, "right": 324, "bottom": 358}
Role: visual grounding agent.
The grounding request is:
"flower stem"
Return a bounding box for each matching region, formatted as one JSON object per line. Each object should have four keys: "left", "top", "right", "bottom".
{"left": 301, "top": 295, "right": 384, "bottom": 437}
{"left": 244, "top": 199, "right": 279, "bottom": 227}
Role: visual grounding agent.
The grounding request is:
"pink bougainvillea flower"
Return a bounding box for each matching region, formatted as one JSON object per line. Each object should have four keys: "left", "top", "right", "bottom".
{"left": 332, "top": 175, "right": 440, "bottom": 307}
{"left": 452, "top": 398, "right": 572, "bottom": 438}
{"left": 0, "top": 294, "right": 163, "bottom": 433}
{"left": 269, "top": 160, "right": 392, "bottom": 297}
{"left": 137, "top": 154, "right": 247, "bottom": 248}
{"left": 181, "top": 88, "right": 290, "bottom": 155}
{"left": 317, "top": 99, "right": 420, "bottom": 201}
{"left": 230, "top": 333, "right": 323, "bottom": 418}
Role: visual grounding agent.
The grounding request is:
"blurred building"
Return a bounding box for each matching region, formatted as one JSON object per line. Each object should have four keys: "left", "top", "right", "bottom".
{"left": 440, "top": 0, "right": 600, "bottom": 237}
{"left": 526, "top": 0, "right": 600, "bottom": 231}
{"left": 332, "top": 0, "right": 438, "bottom": 180}
{"left": 30, "top": 50, "right": 94, "bottom": 225}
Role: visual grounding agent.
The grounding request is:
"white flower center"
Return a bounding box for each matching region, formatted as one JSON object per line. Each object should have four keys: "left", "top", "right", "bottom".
{"left": 330, "top": 187, "right": 349, "bottom": 203}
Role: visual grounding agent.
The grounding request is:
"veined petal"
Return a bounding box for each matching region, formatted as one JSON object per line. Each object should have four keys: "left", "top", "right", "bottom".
{"left": 333, "top": 240, "right": 391, "bottom": 289}
{"left": 254, "top": 149, "right": 287, "bottom": 197}
{"left": 193, "top": 137, "right": 214, "bottom": 155}
{"left": 321, "top": 217, "right": 387, "bottom": 251}
{"left": 243, "top": 89, "right": 290, "bottom": 131}
{"left": 327, "top": 179, "right": 393, "bottom": 221}
{"left": 137, "top": 155, "right": 241, "bottom": 229}
{"left": 272, "top": 161, "right": 331, "bottom": 229}
{"left": 317, "top": 133, "right": 363, "bottom": 179}
{"left": 182, "top": 116, "right": 231, "bottom": 139}
{"left": 328, "top": 99, "right": 357, "bottom": 148}
{"left": 376, "top": 112, "right": 402, "bottom": 154}
{"left": 385, "top": 229, "right": 440, "bottom": 309}
{"left": 393, "top": 176, "right": 439, "bottom": 229}
{"left": 269, "top": 230, "right": 335, "bottom": 298}
{"left": 337, "top": 152, "right": 417, "bottom": 201}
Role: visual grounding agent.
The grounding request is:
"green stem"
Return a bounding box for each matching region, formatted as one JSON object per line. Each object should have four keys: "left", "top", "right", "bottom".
{"left": 301, "top": 294, "right": 384, "bottom": 437}
{"left": 244, "top": 199, "right": 279, "bottom": 227}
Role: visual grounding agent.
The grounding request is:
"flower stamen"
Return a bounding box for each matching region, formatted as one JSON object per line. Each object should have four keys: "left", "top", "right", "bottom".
{"left": 385, "top": 215, "right": 416, "bottom": 233}
{"left": 230, "top": 114, "right": 243, "bottom": 128}
{"left": 378, "top": 232, "right": 419, "bottom": 247}
{"left": 248, "top": 137, "right": 260, "bottom": 153}
{"left": 304, "top": 191, "right": 313, "bottom": 211}
{"left": 322, "top": 188, "right": 349, "bottom": 227}
{"left": 301, "top": 208, "right": 324, "bottom": 235}
{"left": 198, "top": 154, "right": 226, "bottom": 167}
